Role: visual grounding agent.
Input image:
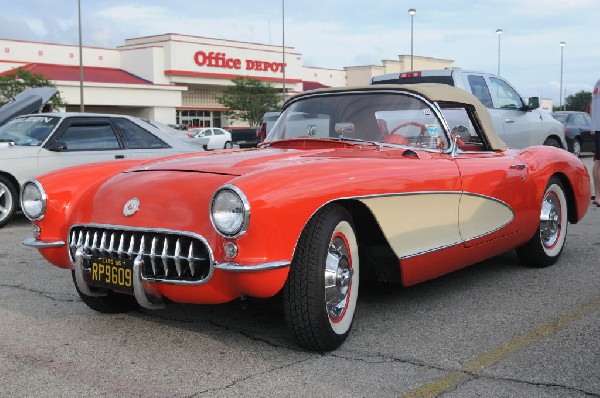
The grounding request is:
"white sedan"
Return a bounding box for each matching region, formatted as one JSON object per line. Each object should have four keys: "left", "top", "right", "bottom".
{"left": 189, "top": 128, "right": 233, "bottom": 150}
{"left": 0, "top": 113, "right": 204, "bottom": 227}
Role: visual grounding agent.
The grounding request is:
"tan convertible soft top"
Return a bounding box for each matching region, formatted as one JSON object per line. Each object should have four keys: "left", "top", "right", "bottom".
{"left": 290, "top": 83, "right": 508, "bottom": 151}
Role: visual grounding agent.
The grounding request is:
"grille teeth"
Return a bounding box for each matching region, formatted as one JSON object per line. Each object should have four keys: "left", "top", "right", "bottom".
{"left": 68, "top": 226, "right": 211, "bottom": 283}
{"left": 108, "top": 233, "right": 115, "bottom": 253}
{"left": 127, "top": 235, "right": 135, "bottom": 257}
{"left": 161, "top": 238, "right": 169, "bottom": 277}
{"left": 100, "top": 232, "right": 107, "bottom": 252}
{"left": 175, "top": 239, "right": 182, "bottom": 277}
{"left": 188, "top": 242, "right": 196, "bottom": 277}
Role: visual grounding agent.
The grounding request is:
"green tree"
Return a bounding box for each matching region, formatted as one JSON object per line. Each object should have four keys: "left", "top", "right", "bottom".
{"left": 0, "top": 67, "right": 67, "bottom": 108}
{"left": 217, "top": 77, "right": 281, "bottom": 126}
{"left": 553, "top": 90, "right": 591, "bottom": 112}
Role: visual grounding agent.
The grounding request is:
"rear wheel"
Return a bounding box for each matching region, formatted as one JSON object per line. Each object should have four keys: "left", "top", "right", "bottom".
{"left": 571, "top": 139, "right": 582, "bottom": 157}
{"left": 283, "top": 205, "right": 359, "bottom": 351}
{"left": 72, "top": 271, "right": 139, "bottom": 313}
{"left": 0, "top": 176, "right": 17, "bottom": 228}
{"left": 516, "top": 177, "right": 568, "bottom": 267}
{"left": 224, "top": 141, "right": 233, "bottom": 149}
{"left": 543, "top": 137, "right": 562, "bottom": 148}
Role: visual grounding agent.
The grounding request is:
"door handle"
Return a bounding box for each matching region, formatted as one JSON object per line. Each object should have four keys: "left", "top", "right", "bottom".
{"left": 115, "top": 154, "right": 125, "bottom": 159}
{"left": 509, "top": 163, "right": 526, "bottom": 170}
{"left": 505, "top": 118, "right": 515, "bottom": 123}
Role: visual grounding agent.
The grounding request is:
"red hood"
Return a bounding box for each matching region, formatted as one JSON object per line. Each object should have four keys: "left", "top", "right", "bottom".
{"left": 126, "top": 141, "right": 425, "bottom": 177}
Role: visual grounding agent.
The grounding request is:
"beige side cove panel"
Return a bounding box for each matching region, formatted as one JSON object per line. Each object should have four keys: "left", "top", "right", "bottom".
{"left": 360, "top": 193, "right": 514, "bottom": 259}
{"left": 360, "top": 194, "right": 462, "bottom": 259}
{"left": 458, "top": 194, "right": 514, "bottom": 241}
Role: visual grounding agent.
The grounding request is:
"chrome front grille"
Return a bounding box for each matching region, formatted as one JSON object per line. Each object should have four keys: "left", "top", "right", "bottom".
{"left": 68, "top": 224, "right": 213, "bottom": 284}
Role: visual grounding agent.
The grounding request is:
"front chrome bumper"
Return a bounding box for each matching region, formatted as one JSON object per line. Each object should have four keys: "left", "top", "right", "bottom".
{"left": 73, "top": 246, "right": 166, "bottom": 310}
{"left": 25, "top": 234, "right": 290, "bottom": 310}
{"left": 214, "top": 261, "right": 290, "bottom": 272}
{"left": 23, "top": 237, "right": 65, "bottom": 249}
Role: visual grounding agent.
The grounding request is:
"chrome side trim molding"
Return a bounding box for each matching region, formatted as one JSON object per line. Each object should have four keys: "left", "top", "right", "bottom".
{"left": 399, "top": 241, "right": 463, "bottom": 259}
{"left": 23, "top": 237, "right": 65, "bottom": 249}
{"left": 214, "top": 261, "right": 290, "bottom": 273}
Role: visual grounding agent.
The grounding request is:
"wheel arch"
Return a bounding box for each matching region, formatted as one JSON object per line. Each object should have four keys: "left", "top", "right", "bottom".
{"left": 333, "top": 199, "right": 402, "bottom": 284}
{"left": 544, "top": 134, "right": 565, "bottom": 149}
{"left": 0, "top": 171, "right": 20, "bottom": 203}
{"left": 552, "top": 172, "right": 577, "bottom": 224}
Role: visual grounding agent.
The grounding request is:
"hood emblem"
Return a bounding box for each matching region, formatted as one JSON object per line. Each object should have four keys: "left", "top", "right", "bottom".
{"left": 123, "top": 198, "right": 140, "bottom": 217}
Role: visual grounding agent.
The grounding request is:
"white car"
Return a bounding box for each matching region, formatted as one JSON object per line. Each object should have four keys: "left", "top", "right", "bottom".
{"left": 189, "top": 127, "right": 233, "bottom": 150}
{"left": 372, "top": 69, "right": 566, "bottom": 149}
{"left": 143, "top": 119, "right": 194, "bottom": 141}
{"left": 0, "top": 112, "right": 204, "bottom": 227}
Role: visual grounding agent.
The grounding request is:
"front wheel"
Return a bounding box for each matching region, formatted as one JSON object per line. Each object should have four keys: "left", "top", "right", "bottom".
{"left": 283, "top": 205, "right": 359, "bottom": 351}
{"left": 0, "top": 176, "right": 18, "bottom": 228}
{"left": 543, "top": 137, "right": 562, "bottom": 148}
{"left": 516, "top": 177, "right": 568, "bottom": 267}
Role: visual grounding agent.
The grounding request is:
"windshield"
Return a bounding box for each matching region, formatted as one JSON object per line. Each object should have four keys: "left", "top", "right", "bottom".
{"left": 551, "top": 113, "right": 567, "bottom": 123}
{"left": 265, "top": 92, "right": 449, "bottom": 150}
{"left": 0, "top": 116, "right": 60, "bottom": 146}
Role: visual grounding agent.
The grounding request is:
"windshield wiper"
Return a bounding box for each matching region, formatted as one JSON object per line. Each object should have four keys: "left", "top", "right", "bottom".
{"left": 329, "top": 136, "right": 382, "bottom": 147}
{"left": 0, "top": 139, "right": 15, "bottom": 145}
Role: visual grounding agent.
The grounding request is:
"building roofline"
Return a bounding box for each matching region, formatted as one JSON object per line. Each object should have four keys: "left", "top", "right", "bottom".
{"left": 123, "top": 33, "right": 296, "bottom": 51}
{"left": 0, "top": 37, "right": 117, "bottom": 52}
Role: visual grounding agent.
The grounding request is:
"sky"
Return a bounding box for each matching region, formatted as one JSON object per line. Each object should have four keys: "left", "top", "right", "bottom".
{"left": 0, "top": 0, "right": 598, "bottom": 105}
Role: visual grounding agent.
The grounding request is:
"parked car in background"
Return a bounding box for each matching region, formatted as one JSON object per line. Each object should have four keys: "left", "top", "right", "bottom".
{"left": 189, "top": 127, "right": 233, "bottom": 150}
{"left": 22, "top": 84, "right": 590, "bottom": 351}
{"left": 372, "top": 68, "right": 566, "bottom": 149}
{"left": 230, "top": 127, "right": 260, "bottom": 148}
{"left": 142, "top": 119, "right": 193, "bottom": 141}
{"left": 0, "top": 87, "right": 58, "bottom": 126}
{"left": 0, "top": 113, "right": 204, "bottom": 227}
{"left": 260, "top": 111, "right": 281, "bottom": 142}
{"left": 551, "top": 111, "right": 594, "bottom": 157}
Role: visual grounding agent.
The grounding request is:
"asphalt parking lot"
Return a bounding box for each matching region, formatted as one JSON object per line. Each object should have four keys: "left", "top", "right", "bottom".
{"left": 1, "top": 156, "right": 599, "bottom": 398}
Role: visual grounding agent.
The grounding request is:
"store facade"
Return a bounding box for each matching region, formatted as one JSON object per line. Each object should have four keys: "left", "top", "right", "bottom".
{"left": 0, "top": 34, "right": 345, "bottom": 127}
{"left": 0, "top": 34, "right": 460, "bottom": 127}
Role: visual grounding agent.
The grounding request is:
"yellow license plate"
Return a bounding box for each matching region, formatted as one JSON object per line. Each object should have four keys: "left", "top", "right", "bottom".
{"left": 89, "top": 256, "right": 134, "bottom": 293}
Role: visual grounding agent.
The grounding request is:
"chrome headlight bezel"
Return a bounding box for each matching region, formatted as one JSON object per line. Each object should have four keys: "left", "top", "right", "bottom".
{"left": 210, "top": 185, "right": 250, "bottom": 238}
{"left": 20, "top": 179, "right": 47, "bottom": 221}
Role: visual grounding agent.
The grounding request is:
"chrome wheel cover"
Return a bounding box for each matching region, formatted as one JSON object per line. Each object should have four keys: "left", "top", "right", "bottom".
{"left": 0, "top": 182, "right": 14, "bottom": 222}
{"left": 324, "top": 235, "right": 354, "bottom": 321}
{"left": 540, "top": 191, "right": 561, "bottom": 249}
{"left": 573, "top": 140, "right": 581, "bottom": 157}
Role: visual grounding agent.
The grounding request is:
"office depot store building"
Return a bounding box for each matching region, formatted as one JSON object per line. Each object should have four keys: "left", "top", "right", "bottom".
{"left": 0, "top": 34, "right": 345, "bottom": 127}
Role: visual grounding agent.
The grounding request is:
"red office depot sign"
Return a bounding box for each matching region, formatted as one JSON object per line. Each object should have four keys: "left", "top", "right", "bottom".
{"left": 194, "top": 51, "right": 286, "bottom": 73}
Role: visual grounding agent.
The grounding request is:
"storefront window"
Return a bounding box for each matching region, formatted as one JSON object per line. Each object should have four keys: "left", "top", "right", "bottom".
{"left": 177, "top": 110, "right": 222, "bottom": 128}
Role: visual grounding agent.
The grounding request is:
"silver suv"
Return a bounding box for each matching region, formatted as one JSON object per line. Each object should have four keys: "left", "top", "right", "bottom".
{"left": 372, "top": 68, "right": 566, "bottom": 149}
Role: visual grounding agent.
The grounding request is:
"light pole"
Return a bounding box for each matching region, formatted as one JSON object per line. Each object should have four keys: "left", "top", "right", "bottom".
{"left": 496, "top": 29, "right": 503, "bottom": 76}
{"left": 408, "top": 8, "right": 416, "bottom": 70}
{"left": 282, "top": 0, "right": 286, "bottom": 102}
{"left": 560, "top": 41, "right": 566, "bottom": 111}
{"left": 78, "top": 0, "right": 84, "bottom": 112}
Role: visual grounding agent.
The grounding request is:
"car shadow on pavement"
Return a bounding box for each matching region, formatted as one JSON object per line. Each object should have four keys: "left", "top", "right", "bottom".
{"left": 125, "top": 250, "right": 528, "bottom": 352}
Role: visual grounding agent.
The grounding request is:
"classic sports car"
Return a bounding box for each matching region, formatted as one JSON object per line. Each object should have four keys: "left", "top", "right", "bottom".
{"left": 22, "top": 84, "right": 591, "bottom": 351}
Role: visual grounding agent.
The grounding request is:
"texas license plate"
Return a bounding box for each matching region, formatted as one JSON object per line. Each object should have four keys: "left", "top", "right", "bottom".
{"left": 89, "top": 256, "right": 134, "bottom": 293}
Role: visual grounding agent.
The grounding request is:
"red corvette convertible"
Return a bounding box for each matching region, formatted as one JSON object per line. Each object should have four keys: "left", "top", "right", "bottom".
{"left": 22, "top": 84, "right": 591, "bottom": 351}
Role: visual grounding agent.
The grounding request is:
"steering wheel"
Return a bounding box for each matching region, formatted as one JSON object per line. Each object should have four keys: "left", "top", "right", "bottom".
{"left": 383, "top": 122, "right": 427, "bottom": 146}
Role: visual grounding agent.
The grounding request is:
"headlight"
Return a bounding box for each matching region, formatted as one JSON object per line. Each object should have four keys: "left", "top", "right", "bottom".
{"left": 210, "top": 185, "right": 250, "bottom": 238}
{"left": 20, "top": 180, "right": 47, "bottom": 221}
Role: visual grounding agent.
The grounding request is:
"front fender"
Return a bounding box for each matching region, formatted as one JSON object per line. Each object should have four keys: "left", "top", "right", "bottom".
{"left": 30, "top": 159, "right": 147, "bottom": 268}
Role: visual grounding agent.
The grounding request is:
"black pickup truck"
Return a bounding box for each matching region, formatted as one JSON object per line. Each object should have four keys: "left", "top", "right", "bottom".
{"left": 230, "top": 127, "right": 260, "bottom": 148}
